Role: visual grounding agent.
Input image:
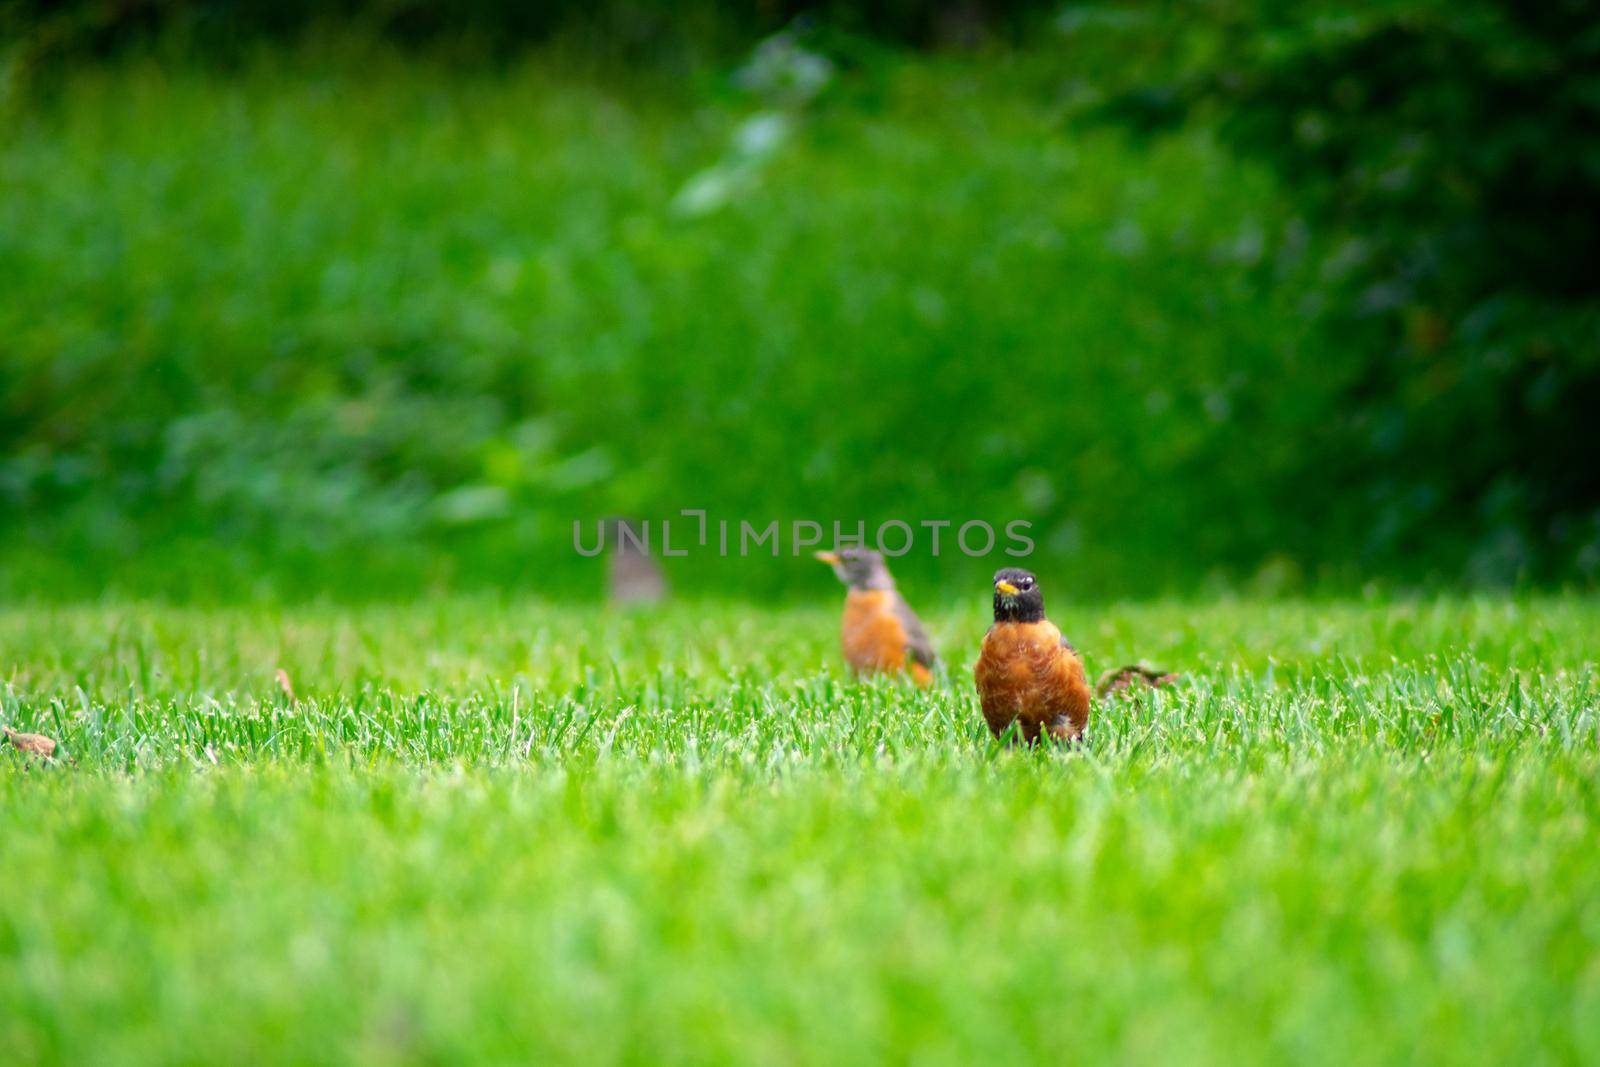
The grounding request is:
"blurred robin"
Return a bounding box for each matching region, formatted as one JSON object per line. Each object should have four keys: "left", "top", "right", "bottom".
{"left": 815, "top": 548, "right": 938, "bottom": 685}
{"left": 975, "top": 568, "right": 1091, "bottom": 743}
{"left": 3, "top": 725, "right": 57, "bottom": 760}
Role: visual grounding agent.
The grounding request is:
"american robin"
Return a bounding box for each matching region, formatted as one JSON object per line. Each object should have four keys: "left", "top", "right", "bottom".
{"left": 3, "top": 725, "right": 57, "bottom": 759}
{"left": 974, "top": 568, "right": 1091, "bottom": 743}
{"left": 815, "top": 548, "right": 938, "bottom": 685}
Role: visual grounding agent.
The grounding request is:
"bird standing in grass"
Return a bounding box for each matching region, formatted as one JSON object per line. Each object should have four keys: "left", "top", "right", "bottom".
{"left": 975, "top": 568, "right": 1091, "bottom": 743}
{"left": 3, "top": 725, "right": 58, "bottom": 760}
{"left": 816, "top": 548, "right": 938, "bottom": 685}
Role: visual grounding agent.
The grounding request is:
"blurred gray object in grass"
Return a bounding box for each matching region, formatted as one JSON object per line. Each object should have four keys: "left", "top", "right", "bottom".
{"left": 605, "top": 517, "right": 669, "bottom": 605}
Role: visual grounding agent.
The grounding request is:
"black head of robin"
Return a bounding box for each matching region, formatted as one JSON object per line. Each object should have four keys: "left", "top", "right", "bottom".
{"left": 991, "top": 567, "right": 1046, "bottom": 623}
{"left": 814, "top": 548, "right": 938, "bottom": 684}
{"left": 975, "top": 567, "right": 1090, "bottom": 743}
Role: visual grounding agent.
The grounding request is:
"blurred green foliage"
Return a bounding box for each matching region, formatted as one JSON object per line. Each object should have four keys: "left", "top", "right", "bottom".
{"left": 2, "top": 3, "right": 1596, "bottom": 599}
{"left": 1093, "top": 0, "right": 1600, "bottom": 584}
{"left": 1, "top": 45, "right": 1328, "bottom": 599}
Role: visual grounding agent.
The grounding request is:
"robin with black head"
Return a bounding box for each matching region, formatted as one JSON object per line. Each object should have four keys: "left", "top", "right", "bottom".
{"left": 815, "top": 547, "right": 938, "bottom": 686}
{"left": 974, "top": 567, "right": 1091, "bottom": 743}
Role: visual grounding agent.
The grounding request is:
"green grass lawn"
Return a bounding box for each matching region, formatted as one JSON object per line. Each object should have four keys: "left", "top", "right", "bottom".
{"left": 2, "top": 596, "right": 1597, "bottom": 1065}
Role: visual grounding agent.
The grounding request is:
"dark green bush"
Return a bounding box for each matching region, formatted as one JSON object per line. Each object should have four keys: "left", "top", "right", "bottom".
{"left": 1099, "top": 0, "right": 1600, "bottom": 582}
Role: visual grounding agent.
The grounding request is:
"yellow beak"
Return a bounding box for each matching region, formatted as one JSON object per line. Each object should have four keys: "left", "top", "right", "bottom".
{"left": 814, "top": 551, "right": 841, "bottom": 565}
{"left": 995, "top": 580, "right": 1019, "bottom": 596}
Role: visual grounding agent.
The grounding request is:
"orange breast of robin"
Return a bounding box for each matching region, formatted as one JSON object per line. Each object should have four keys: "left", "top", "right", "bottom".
{"left": 840, "top": 590, "right": 909, "bottom": 675}
{"left": 975, "top": 620, "right": 1091, "bottom": 741}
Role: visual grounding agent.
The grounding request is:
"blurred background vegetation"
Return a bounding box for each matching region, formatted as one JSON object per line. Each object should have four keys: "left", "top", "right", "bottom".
{"left": 2, "top": 0, "right": 1596, "bottom": 601}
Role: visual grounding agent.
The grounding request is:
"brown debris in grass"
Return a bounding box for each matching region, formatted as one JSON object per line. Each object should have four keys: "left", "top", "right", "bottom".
{"left": 1096, "top": 664, "right": 1182, "bottom": 699}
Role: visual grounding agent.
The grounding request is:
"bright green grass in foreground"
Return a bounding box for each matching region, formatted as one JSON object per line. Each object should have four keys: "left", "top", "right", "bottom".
{"left": 2, "top": 597, "right": 1598, "bottom": 1065}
